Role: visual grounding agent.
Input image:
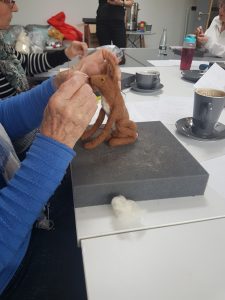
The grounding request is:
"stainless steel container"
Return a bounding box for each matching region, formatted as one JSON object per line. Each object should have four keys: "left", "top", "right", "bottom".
{"left": 126, "top": 2, "right": 139, "bottom": 31}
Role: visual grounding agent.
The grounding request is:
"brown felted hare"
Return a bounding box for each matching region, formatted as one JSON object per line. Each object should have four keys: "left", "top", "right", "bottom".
{"left": 81, "top": 54, "right": 138, "bottom": 149}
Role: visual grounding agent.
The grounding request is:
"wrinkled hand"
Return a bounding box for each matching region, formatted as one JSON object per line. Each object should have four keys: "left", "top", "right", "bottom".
{"left": 107, "top": 0, "right": 134, "bottom": 7}
{"left": 40, "top": 71, "right": 97, "bottom": 148}
{"left": 197, "top": 35, "right": 208, "bottom": 46}
{"left": 195, "top": 26, "right": 204, "bottom": 37}
{"left": 65, "top": 41, "right": 88, "bottom": 60}
{"left": 195, "top": 26, "right": 208, "bottom": 47}
{"left": 53, "top": 68, "right": 75, "bottom": 90}
{"left": 107, "top": 0, "right": 122, "bottom": 5}
{"left": 74, "top": 48, "right": 120, "bottom": 78}
{"left": 53, "top": 49, "right": 121, "bottom": 90}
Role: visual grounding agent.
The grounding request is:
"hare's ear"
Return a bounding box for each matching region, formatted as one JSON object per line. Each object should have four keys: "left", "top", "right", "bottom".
{"left": 107, "top": 55, "right": 119, "bottom": 82}
{"left": 107, "top": 61, "right": 114, "bottom": 79}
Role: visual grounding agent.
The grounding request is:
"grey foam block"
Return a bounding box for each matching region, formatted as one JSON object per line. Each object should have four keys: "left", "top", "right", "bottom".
{"left": 71, "top": 121, "right": 209, "bottom": 208}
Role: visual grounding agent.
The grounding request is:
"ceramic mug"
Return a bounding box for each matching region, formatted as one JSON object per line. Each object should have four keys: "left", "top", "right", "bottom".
{"left": 136, "top": 70, "right": 160, "bottom": 90}
{"left": 192, "top": 88, "right": 225, "bottom": 137}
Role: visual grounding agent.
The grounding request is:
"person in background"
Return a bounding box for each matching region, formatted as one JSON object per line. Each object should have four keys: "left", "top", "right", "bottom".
{"left": 195, "top": 0, "right": 225, "bottom": 57}
{"left": 96, "top": 0, "right": 134, "bottom": 64}
{"left": 0, "top": 48, "right": 119, "bottom": 299}
{"left": 0, "top": 0, "right": 88, "bottom": 154}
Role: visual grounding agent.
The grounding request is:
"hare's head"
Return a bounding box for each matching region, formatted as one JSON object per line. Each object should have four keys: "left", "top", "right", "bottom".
{"left": 90, "top": 73, "right": 105, "bottom": 87}
{"left": 90, "top": 53, "right": 120, "bottom": 93}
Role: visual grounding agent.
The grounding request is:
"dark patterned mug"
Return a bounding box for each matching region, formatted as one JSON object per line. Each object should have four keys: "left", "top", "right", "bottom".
{"left": 192, "top": 88, "right": 225, "bottom": 137}
{"left": 136, "top": 70, "right": 160, "bottom": 89}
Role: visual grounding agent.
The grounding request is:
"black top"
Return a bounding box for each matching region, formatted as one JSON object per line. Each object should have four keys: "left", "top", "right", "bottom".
{"left": 97, "top": 0, "right": 125, "bottom": 21}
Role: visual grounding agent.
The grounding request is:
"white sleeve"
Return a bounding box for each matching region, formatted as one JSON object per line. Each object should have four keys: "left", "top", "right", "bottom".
{"left": 205, "top": 38, "right": 225, "bottom": 57}
{"left": 204, "top": 17, "right": 225, "bottom": 57}
{"left": 204, "top": 37, "right": 225, "bottom": 57}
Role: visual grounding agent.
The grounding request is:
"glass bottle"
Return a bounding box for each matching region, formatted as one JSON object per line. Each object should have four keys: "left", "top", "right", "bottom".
{"left": 158, "top": 27, "right": 167, "bottom": 55}
{"left": 180, "top": 36, "right": 196, "bottom": 70}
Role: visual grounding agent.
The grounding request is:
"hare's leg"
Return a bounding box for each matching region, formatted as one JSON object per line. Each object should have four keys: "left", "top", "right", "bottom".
{"left": 109, "top": 120, "right": 138, "bottom": 146}
{"left": 81, "top": 108, "right": 106, "bottom": 140}
{"left": 83, "top": 110, "right": 117, "bottom": 149}
{"left": 113, "top": 120, "right": 137, "bottom": 138}
{"left": 109, "top": 136, "right": 137, "bottom": 147}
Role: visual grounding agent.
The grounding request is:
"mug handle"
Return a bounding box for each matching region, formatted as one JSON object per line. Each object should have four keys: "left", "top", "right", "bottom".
{"left": 200, "top": 102, "right": 212, "bottom": 125}
{"left": 152, "top": 75, "right": 158, "bottom": 83}
{"left": 152, "top": 75, "right": 159, "bottom": 87}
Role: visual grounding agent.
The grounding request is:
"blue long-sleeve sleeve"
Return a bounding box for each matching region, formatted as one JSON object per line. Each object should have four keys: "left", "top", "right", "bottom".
{"left": 0, "top": 134, "right": 75, "bottom": 294}
{"left": 0, "top": 78, "right": 78, "bottom": 293}
{"left": 0, "top": 77, "right": 55, "bottom": 139}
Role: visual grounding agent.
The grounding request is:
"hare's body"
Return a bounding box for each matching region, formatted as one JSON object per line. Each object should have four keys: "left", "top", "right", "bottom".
{"left": 81, "top": 56, "right": 137, "bottom": 149}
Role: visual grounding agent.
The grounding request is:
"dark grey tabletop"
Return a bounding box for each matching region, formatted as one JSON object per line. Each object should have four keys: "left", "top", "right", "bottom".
{"left": 124, "top": 48, "right": 225, "bottom": 67}
{"left": 31, "top": 48, "right": 225, "bottom": 83}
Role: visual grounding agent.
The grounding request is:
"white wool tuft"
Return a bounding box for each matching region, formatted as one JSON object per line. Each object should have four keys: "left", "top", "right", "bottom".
{"left": 111, "top": 195, "right": 142, "bottom": 219}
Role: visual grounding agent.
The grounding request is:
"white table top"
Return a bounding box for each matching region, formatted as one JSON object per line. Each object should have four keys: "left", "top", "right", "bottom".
{"left": 75, "top": 170, "right": 225, "bottom": 243}
{"left": 81, "top": 217, "right": 225, "bottom": 300}
{"left": 74, "top": 65, "right": 225, "bottom": 244}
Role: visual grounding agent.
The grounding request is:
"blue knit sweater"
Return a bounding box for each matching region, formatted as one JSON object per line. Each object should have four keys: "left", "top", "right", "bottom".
{"left": 0, "top": 78, "right": 75, "bottom": 294}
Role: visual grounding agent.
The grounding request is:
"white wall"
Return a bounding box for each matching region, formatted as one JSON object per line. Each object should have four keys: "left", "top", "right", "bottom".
{"left": 12, "top": 0, "right": 196, "bottom": 48}
{"left": 12, "top": 0, "right": 98, "bottom": 26}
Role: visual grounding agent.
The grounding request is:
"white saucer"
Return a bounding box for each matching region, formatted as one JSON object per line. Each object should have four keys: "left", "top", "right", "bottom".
{"left": 176, "top": 117, "right": 225, "bottom": 141}
{"left": 130, "top": 82, "right": 164, "bottom": 93}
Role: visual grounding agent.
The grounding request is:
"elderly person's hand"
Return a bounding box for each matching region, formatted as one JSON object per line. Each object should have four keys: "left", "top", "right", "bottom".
{"left": 107, "top": 0, "right": 123, "bottom": 5}
{"left": 107, "top": 0, "right": 134, "bottom": 7}
{"left": 195, "top": 26, "right": 208, "bottom": 47}
{"left": 197, "top": 34, "right": 209, "bottom": 47}
{"left": 40, "top": 71, "right": 97, "bottom": 148}
{"left": 74, "top": 48, "right": 121, "bottom": 78}
{"left": 64, "top": 41, "right": 88, "bottom": 60}
{"left": 197, "top": 34, "right": 208, "bottom": 46}
{"left": 53, "top": 49, "right": 121, "bottom": 89}
{"left": 195, "top": 26, "right": 204, "bottom": 37}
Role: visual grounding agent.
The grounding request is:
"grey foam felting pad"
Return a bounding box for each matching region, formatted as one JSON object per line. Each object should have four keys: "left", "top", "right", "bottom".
{"left": 71, "top": 121, "right": 209, "bottom": 208}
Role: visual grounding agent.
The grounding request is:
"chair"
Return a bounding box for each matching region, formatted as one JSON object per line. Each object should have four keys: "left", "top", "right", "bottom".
{"left": 82, "top": 18, "right": 99, "bottom": 48}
